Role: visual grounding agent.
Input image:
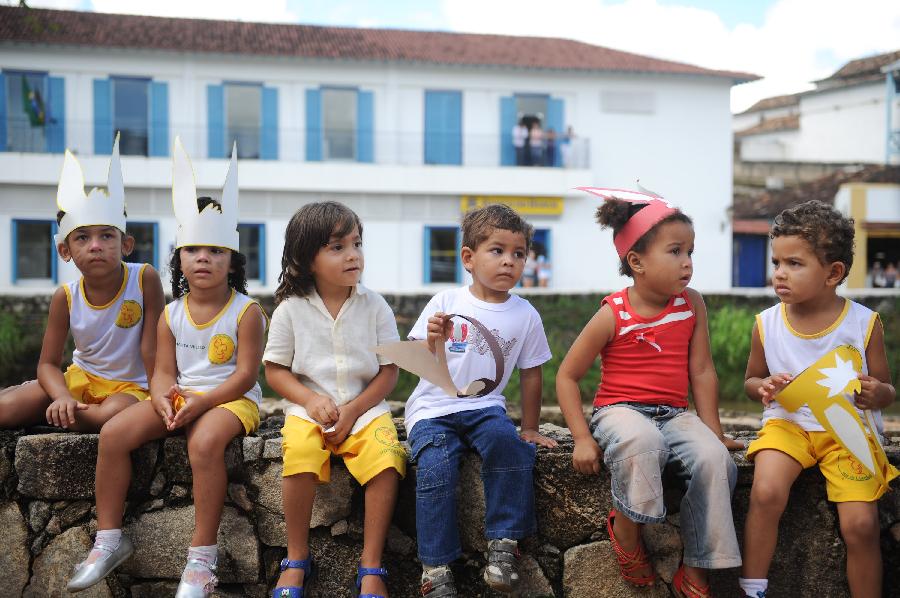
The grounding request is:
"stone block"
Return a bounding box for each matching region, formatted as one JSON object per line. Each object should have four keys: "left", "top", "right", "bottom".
{"left": 262, "top": 438, "right": 282, "bottom": 459}
{"left": 15, "top": 433, "right": 156, "bottom": 500}
{"left": 163, "top": 437, "right": 243, "bottom": 485}
{"left": 121, "top": 505, "right": 258, "bottom": 583}
{"left": 23, "top": 526, "right": 113, "bottom": 598}
{"left": 242, "top": 436, "right": 263, "bottom": 462}
{"left": 563, "top": 541, "right": 668, "bottom": 598}
{"left": 250, "top": 460, "right": 353, "bottom": 528}
{"left": 0, "top": 501, "right": 29, "bottom": 596}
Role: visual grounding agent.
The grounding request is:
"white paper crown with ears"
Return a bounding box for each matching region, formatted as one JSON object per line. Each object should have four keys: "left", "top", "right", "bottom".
{"left": 55, "top": 133, "right": 126, "bottom": 245}
{"left": 172, "top": 136, "right": 239, "bottom": 251}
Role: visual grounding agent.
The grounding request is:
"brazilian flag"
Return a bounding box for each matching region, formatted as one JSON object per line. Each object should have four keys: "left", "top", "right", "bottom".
{"left": 21, "top": 77, "right": 45, "bottom": 127}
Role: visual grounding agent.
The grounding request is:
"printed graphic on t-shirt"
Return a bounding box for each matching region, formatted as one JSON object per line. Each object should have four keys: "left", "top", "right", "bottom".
{"left": 449, "top": 321, "right": 469, "bottom": 353}
{"left": 472, "top": 328, "right": 517, "bottom": 357}
{"left": 208, "top": 333, "right": 235, "bottom": 364}
{"left": 116, "top": 299, "right": 143, "bottom": 329}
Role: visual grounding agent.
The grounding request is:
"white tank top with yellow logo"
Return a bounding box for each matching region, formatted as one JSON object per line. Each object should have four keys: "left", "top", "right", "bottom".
{"left": 759, "top": 299, "right": 883, "bottom": 434}
{"left": 165, "top": 290, "right": 263, "bottom": 405}
{"left": 65, "top": 261, "right": 148, "bottom": 385}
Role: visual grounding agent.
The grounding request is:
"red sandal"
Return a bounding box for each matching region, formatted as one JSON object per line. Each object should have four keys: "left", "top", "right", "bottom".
{"left": 607, "top": 509, "right": 656, "bottom": 587}
{"left": 672, "top": 564, "right": 710, "bottom": 598}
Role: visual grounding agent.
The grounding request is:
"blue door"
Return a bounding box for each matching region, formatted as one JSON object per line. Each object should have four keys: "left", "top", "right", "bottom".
{"left": 733, "top": 234, "right": 767, "bottom": 287}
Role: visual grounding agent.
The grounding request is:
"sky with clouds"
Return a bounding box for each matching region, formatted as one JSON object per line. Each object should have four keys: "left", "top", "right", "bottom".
{"left": 18, "top": 0, "right": 900, "bottom": 113}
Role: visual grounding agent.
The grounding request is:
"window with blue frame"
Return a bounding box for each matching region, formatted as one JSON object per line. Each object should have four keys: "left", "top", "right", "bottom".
{"left": 305, "top": 87, "right": 373, "bottom": 163}
{"left": 207, "top": 83, "right": 277, "bottom": 160}
{"left": 499, "top": 93, "right": 564, "bottom": 167}
{"left": 112, "top": 77, "right": 149, "bottom": 156}
{"left": 238, "top": 223, "right": 265, "bottom": 283}
{"left": 424, "top": 226, "right": 460, "bottom": 284}
{"left": 12, "top": 219, "right": 57, "bottom": 282}
{"left": 226, "top": 84, "right": 262, "bottom": 160}
{"left": 424, "top": 90, "right": 462, "bottom": 165}
{"left": 124, "top": 222, "right": 157, "bottom": 268}
{"left": 2, "top": 70, "right": 64, "bottom": 153}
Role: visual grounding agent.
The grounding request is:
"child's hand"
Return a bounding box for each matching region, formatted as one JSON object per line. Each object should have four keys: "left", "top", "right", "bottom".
{"left": 45, "top": 396, "right": 88, "bottom": 428}
{"left": 150, "top": 386, "right": 175, "bottom": 431}
{"left": 307, "top": 394, "right": 339, "bottom": 427}
{"left": 572, "top": 438, "right": 602, "bottom": 475}
{"left": 758, "top": 373, "right": 792, "bottom": 406}
{"left": 854, "top": 374, "right": 889, "bottom": 410}
{"left": 520, "top": 428, "right": 558, "bottom": 448}
{"left": 719, "top": 434, "right": 747, "bottom": 451}
{"left": 323, "top": 404, "right": 356, "bottom": 446}
{"left": 170, "top": 387, "right": 209, "bottom": 430}
{"left": 426, "top": 312, "right": 452, "bottom": 354}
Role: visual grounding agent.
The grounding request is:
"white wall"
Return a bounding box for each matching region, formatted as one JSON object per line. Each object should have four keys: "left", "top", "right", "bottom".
{"left": 0, "top": 45, "right": 737, "bottom": 294}
{"left": 740, "top": 130, "right": 800, "bottom": 162}
{"left": 794, "top": 84, "right": 887, "bottom": 164}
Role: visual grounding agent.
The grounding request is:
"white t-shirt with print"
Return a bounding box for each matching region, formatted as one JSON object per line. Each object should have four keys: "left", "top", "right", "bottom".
{"left": 404, "top": 286, "right": 552, "bottom": 434}
{"left": 263, "top": 285, "right": 400, "bottom": 435}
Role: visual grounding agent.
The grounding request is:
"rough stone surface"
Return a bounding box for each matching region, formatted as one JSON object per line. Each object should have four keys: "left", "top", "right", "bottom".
{"left": 242, "top": 436, "right": 263, "bottom": 462}
{"left": 457, "top": 452, "right": 487, "bottom": 553}
{"left": 163, "top": 437, "right": 243, "bottom": 485}
{"left": 0, "top": 501, "right": 30, "bottom": 596}
{"left": 15, "top": 433, "right": 156, "bottom": 499}
{"left": 121, "top": 506, "right": 258, "bottom": 583}
{"left": 28, "top": 499, "right": 51, "bottom": 532}
{"left": 23, "top": 526, "right": 113, "bottom": 598}
{"left": 250, "top": 459, "right": 353, "bottom": 528}
{"left": 227, "top": 483, "right": 253, "bottom": 512}
{"left": 563, "top": 541, "right": 669, "bottom": 598}
{"left": 517, "top": 553, "right": 555, "bottom": 597}
{"left": 262, "top": 438, "right": 282, "bottom": 459}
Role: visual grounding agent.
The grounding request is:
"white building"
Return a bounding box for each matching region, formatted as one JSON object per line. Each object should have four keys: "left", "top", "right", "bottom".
{"left": 0, "top": 6, "right": 754, "bottom": 295}
{"left": 735, "top": 49, "right": 900, "bottom": 165}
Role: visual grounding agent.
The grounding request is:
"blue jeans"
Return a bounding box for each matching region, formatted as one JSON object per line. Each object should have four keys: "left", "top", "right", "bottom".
{"left": 408, "top": 406, "right": 537, "bottom": 565}
{"left": 590, "top": 403, "right": 741, "bottom": 569}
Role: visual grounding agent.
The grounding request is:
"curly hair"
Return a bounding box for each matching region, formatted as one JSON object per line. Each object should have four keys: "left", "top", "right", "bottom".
{"left": 595, "top": 199, "right": 692, "bottom": 276}
{"left": 274, "top": 201, "right": 362, "bottom": 304}
{"left": 461, "top": 204, "right": 533, "bottom": 252}
{"left": 770, "top": 200, "right": 855, "bottom": 282}
{"left": 168, "top": 248, "right": 247, "bottom": 298}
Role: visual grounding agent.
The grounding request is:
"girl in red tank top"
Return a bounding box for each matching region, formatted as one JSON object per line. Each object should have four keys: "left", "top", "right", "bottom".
{"left": 556, "top": 188, "right": 742, "bottom": 598}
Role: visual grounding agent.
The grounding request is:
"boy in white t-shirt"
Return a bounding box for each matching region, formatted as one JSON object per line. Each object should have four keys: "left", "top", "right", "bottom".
{"left": 407, "top": 204, "right": 557, "bottom": 597}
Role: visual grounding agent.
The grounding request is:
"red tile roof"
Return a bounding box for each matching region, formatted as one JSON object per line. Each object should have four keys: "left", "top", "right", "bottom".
{"left": 735, "top": 114, "right": 800, "bottom": 138}
{"left": 825, "top": 49, "right": 900, "bottom": 82}
{"left": 0, "top": 7, "right": 758, "bottom": 82}
{"left": 737, "top": 93, "right": 800, "bottom": 115}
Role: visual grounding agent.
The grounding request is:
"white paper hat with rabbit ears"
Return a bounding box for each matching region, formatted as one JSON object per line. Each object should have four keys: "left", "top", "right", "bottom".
{"left": 55, "top": 133, "right": 126, "bottom": 245}
{"left": 172, "top": 136, "right": 239, "bottom": 251}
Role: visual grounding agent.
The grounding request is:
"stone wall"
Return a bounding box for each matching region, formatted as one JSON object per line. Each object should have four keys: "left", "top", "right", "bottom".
{"left": 1, "top": 422, "right": 898, "bottom": 598}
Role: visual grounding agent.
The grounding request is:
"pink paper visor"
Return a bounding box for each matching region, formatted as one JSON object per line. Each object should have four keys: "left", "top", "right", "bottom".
{"left": 576, "top": 187, "right": 679, "bottom": 258}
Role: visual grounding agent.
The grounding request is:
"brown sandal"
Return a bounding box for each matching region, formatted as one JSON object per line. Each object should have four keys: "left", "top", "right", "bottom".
{"left": 673, "top": 564, "right": 710, "bottom": 598}
{"left": 607, "top": 509, "right": 656, "bottom": 587}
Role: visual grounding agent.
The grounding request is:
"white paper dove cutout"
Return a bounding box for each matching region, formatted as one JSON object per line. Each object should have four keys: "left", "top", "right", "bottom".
{"left": 172, "top": 136, "right": 239, "bottom": 251}
{"left": 775, "top": 345, "right": 898, "bottom": 492}
{"left": 55, "top": 133, "right": 126, "bottom": 244}
{"left": 374, "top": 315, "right": 505, "bottom": 398}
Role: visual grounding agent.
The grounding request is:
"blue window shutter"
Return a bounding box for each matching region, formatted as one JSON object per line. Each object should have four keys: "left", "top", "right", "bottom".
{"left": 93, "top": 78, "right": 112, "bottom": 155}
{"left": 305, "top": 88, "right": 321, "bottom": 161}
{"left": 0, "top": 72, "right": 6, "bottom": 152}
{"left": 547, "top": 97, "right": 565, "bottom": 167}
{"left": 207, "top": 84, "right": 224, "bottom": 159}
{"left": 47, "top": 76, "right": 65, "bottom": 153}
{"left": 261, "top": 86, "right": 278, "bottom": 160}
{"left": 149, "top": 81, "right": 169, "bottom": 157}
{"left": 357, "top": 90, "right": 373, "bottom": 163}
{"left": 425, "top": 90, "right": 462, "bottom": 165}
{"left": 500, "top": 96, "right": 516, "bottom": 166}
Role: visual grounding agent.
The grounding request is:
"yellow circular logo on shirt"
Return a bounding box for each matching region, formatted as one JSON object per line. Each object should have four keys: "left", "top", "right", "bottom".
{"left": 115, "top": 300, "right": 143, "bottom": 328}
{"left": 208, "top": 334, "right": 235, "bottom": 364}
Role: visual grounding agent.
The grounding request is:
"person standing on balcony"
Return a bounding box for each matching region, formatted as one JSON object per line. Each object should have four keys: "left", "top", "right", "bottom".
{"left": 544, "top": 128, "right": 557, "bottom": 167}
{"left": 512, "top": 118, "right": 528, "bottom": 166}
{"left": 529, "top": 120, "right": 544, "bottom": 166}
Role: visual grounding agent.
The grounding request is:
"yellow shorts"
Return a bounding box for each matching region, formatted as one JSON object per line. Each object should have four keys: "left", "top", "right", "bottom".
{"left": 172, "top": 393, "right": 260, "bottom": 436}
{"left": 64, "top": 364, "right": 149, "bottom": 404}
{"left": 747, "top": 418, "right": 899, "bottom": 502}
{"left": 281, "top": 412, "right": 408, "bottom": 484}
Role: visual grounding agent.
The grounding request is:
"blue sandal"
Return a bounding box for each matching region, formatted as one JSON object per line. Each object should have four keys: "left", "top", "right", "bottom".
{"left": 354, "top": 563, "right": 388, "bottom": 598}
{"left": 271, "top": 557, "right": 314, "bottom": 598}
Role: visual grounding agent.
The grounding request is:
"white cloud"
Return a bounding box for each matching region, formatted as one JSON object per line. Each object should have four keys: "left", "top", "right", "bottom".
{"left": 25, "top": 0, "right": 302, "bottom": 23}
{"left": 439, "top": 0, "right": 900, "bottom": 112}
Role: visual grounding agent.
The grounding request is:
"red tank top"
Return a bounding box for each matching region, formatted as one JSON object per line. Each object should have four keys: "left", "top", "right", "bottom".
{"left": 593, "top": 288, "right": 695, "bottom": 408}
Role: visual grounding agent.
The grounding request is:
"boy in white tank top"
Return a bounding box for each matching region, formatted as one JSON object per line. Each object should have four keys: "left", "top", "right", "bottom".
{"left": 0, "top": 137, "right": 164, "bottom": 432}
{"left": 739, "top": 201, "right": 898, "bottom": 598}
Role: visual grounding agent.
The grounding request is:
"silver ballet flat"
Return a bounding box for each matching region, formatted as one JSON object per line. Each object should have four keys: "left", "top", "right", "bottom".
{"left": 174, "top": 558, "right": 218, "bottom": 598}
{"left": 67, "top": 534, "right": 134, "bottom": 592}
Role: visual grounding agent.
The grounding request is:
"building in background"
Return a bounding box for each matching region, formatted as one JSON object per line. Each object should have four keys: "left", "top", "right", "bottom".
{"left": 0, "top": 6, "right": 754, "bottom": 295}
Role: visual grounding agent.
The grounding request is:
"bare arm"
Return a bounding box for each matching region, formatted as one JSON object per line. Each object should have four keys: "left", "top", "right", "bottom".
{"left": 519, "top": 365, "right": 556, "bottom": 448}
{"left": 139, "top": 265, "right": 165, "bottom": 380}
{"left": 686, "top": 289, "right": 740, "bottom": 449}
{"left": 856, "top": 317, "right": 895, "bottom": 410}
{"left": 36, "top": 288, "right": 72, "bottom": 403}
{"left": 556, "top": 304, "right": 614, "bottom": 474}
{"left": 150, "top": 307, "right": 178, "bottom": 427}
